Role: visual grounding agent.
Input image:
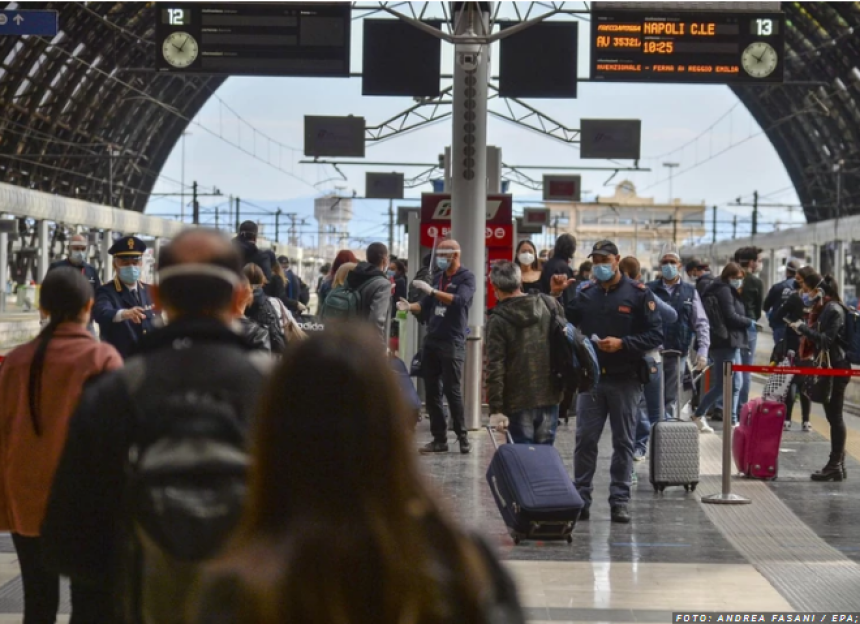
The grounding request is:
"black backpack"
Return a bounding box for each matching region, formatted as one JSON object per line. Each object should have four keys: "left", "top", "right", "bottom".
{"left": 246, "top": 292, "right": 286, "bottom": 354}
{"left": 117, "top": 350, "right": 264, "bottom": 623}
{"left": 538, "top": 295, "right": 599, "bottom": 393}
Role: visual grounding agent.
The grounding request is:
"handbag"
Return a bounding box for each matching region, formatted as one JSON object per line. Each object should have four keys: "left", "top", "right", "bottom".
{"left": 409, "top": 349, "right": 424, "bottom": 377}
{"left": 805, "top": 349, "right": 833, "bottom": 404}
{"left": 275, "top": 298, "right": 308, "bottom": 343}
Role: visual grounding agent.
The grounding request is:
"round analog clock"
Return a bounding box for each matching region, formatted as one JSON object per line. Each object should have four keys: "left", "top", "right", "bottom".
{"left": 741, "top": 41, "right": 778, "bottom": 78}
{"left": 162, "top": 32, "right": 199, "bottom": 68}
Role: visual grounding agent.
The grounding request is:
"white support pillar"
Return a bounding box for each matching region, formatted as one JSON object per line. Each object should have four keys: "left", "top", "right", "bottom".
{"left": 835, "top": 240, "right": 846, "bottom": 301}
{"left": 102, "top": 230, "right": 114, "bottom": 284}
{"left": 405, "top": 210, "right": 422, "bottom": 375}
{"left": 451, "top": 3, "right": 491, "bottom": 431}
{"left": 36, "top": 220, "right": 50, "bottom": 283}
{"left": 443, "top": 146, "right": 452, "bottom": 192}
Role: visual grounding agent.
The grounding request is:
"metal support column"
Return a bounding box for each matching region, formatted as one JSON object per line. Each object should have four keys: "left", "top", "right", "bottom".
{"left": 102, "top": 230, "right": 114, "bottom": 284}
{"left": 36, "top": 220, "right": 50, "bottom": 283}
{"left": 768, "top": 249, "right": 777, "bottom": 292}
{"left": 451, "top": 3, "right": 491, "bottom": 431}
{"left": 0, "top": 215, "right": 8, "bottom": 313}
{"left": 835, "top": 240, "right": 846, "bottom": 300}
{"left": 443, "top": 147, "right": 452, "bottom": 192}
{"left": 405, "top": 210, "right": 422, "bottom": 372}
{"left": 487, "top": 146, "right": 502, "bottom": 195}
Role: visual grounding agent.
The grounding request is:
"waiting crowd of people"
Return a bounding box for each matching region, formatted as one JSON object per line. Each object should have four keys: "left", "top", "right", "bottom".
{"left": 0, "top": 224, "right": 852, "bottom": 622}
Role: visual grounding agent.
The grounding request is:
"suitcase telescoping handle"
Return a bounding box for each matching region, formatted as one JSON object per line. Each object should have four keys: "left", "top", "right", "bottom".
{"left": 485, "top": 425, "right": 514, "bottom": 450}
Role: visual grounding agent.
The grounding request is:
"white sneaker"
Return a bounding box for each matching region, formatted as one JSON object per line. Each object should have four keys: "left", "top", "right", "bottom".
{"left": 783, "top": 421, "right": 792, "bottom": 432}
{"left": 802, "top": 422, "right": 812, "bottom": 432}
{"left": 693, "top": 416, "right": 714, "bottom": 434}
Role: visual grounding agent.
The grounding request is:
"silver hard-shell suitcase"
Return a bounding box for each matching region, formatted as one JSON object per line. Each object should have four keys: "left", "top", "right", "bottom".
{"left": 649, "top": 353, "right": 699, "bottom": 492}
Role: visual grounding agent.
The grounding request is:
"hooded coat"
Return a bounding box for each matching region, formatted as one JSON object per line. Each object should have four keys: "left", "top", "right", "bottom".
{"left": 346, "top": 262, "right": 392, "bottom": 341}
{"left": 485, "top": 294, "right": 562, "bottom": 415}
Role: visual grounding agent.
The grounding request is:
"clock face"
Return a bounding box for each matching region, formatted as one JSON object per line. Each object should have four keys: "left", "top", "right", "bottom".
{"left": 162, "top": 32, "right": 199, "bottom": 68}
{"left": 741, "top": 41, "right": 778, "bottom": 78}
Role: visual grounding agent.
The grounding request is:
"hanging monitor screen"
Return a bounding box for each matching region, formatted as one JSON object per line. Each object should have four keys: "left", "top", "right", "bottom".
{"left": 362, "top": 19, "right": 441, "bottom": 96}
{"left": 154, "top": 2, "right": 350, "bottom": 76}
{"left": 590, "top": 7, "right": 784, "bottom": 83}
{"left": 499, "top": 21, "right": 578, "bottom": 98}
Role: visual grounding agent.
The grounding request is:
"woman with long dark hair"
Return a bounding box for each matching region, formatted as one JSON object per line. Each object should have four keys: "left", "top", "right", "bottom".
{"left": 193, "top": 326, "right": 524, "bottom": 624}
{"left": 791, "top": 272, "right": 849, "bottom": 481}
{"left": 0, "top": 268, "right": 122, "bottom": 621}
{"left": 515, "top": 239, "right": 541, "bottom": 292}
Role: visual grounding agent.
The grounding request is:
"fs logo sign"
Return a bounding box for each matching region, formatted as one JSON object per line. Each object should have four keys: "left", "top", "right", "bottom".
{"left": 430, "top": 200, "right": 504, "bottom": 221}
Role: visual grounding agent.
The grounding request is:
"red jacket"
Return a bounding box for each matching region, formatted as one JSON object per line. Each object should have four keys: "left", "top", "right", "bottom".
{"left": 0, "top": 323, "right": 122, "bottom": 536}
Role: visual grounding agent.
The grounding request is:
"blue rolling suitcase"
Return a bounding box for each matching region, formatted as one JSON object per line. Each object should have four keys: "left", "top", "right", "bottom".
{"left": 389, "top": 355, "right": 422, "bottom": 419}
{"left": 485, "top": 426, "right": 583, "bottom": 544}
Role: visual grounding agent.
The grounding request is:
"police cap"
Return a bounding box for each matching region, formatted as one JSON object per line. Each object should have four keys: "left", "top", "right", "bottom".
{"left": 108, "top": 236, "right": 146, "bottom": 257}
{"left": 588, "top": 240, "right": 619, "bottom": 258}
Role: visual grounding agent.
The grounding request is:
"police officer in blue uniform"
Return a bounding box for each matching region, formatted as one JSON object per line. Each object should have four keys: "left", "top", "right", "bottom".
{"left": 93, "top": 236, "right": 156, "bottom": 358}
{"left": 763, "top": 258, "right": 802, "bottom": 345}
{"left": 564, "top": 240, "right": 663, "bottom": 523}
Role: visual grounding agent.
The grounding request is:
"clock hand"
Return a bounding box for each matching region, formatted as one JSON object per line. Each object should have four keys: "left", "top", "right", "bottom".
{"left": 172, "top": 42, "right": 182, "bottom": 51}
{"left": 179, "top": 36, "right": 188, "bottom": 51}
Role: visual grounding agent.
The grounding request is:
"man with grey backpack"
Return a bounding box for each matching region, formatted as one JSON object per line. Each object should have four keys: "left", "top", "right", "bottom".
{"left": 42, "top": 229, "right": 271, "bottom": 622}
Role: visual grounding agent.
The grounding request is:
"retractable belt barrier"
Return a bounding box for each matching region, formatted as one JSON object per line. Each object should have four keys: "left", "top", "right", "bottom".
{"left": 703, "top": 362, "right": 859, "bottom": 507}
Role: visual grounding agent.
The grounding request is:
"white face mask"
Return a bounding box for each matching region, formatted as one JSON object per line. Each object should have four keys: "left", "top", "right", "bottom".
{"left": 518, "top": 252, "right": 535, "bottom": 267}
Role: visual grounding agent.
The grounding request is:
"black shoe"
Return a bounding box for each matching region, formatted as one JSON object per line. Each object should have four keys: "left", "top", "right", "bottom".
{"left": 610, "top": 505, "right": 631, "bottom": 523}
{"left": 578, "top": 507, "right": 590, "bottom": 521}
{"left": 458, "top": 435, "right": 471, "bottom": 454}
{"left": 710, "top": 409, "right": 724, "bottom": 422}
{"left": 420, "top": 441, "right": 448, "bottom": 454}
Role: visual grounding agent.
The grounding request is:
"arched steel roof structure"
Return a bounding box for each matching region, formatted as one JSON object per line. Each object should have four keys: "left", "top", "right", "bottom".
{"left": 0, "top": 2, "right": 859, "bottom": 219}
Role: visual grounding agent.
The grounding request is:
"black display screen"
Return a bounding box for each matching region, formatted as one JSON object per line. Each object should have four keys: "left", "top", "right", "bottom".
{"left": 590, "top": 9, "right": 785, "bottom": 84}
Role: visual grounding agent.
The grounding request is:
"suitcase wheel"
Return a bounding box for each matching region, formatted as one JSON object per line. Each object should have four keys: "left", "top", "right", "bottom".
{"left": 684, "top": 484, "right": 690, "bottom": 492}
{"left": 690, "top": 482, "right": 698, "bottom": 492}
{"left": 566, "top": 535, "right": 573, "bottom": 544}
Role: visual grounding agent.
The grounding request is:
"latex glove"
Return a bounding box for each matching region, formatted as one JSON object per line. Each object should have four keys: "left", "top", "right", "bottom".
{"left": 489, "top": 413, "right": 510, "bottom": 432}
{"left": 396, "top": 297, "right": 411, "bottom": 312}
{"left": 412, "top": 280, "right": 433, "bottom": 295}
{"left": 695, "top": 355, "right": 708, "bottom": 371}
{"left": 788, "top": 319, "right": 806, "bottom": 334}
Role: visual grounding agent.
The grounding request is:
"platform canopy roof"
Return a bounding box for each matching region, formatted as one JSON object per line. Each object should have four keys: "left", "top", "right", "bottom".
{"left": 0, "top": 2, "right": 859, "bottom": 220}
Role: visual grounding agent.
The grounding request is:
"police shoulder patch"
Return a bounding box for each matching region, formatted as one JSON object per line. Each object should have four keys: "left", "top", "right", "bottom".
{"left": 636, "top": 282, "right": 647, "bottom": 290}
{"left": 648, "top": 300, "right": 656, "bottom": 312}
{"left": 581, "top": 282, "right": 592, "bottom": 291}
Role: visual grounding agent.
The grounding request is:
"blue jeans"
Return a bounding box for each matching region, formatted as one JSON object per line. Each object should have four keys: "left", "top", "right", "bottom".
{"left": 508, "top": 405, "right": 559, "bottom": 445}
{"left": 635, "top": 362, "right": 664, "bottom": 454}
{"left": 695, "top": 348, "right": 741, "bottom": 423}
{"left": 574, "top": 376, "right": 643, "bottom": 507}
{"left": 738, "top": 328, "right": 757, "bottom": 407}
{"left": 772, "top": 325, "right": 785, "bottom": 347}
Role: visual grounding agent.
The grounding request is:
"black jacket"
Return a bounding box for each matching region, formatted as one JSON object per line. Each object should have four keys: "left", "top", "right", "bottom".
{"left": 539, "top": 256, "right": 575, "bottom": 309}
{"left": 236, "top": 317, "right": 271, "bottom": 353}
{"left": 245, "top": 288, "right": 286, "bottom": 354}
{"left": 741, "top": 272, "right": 764, "bottom": 321}
{"left": 764, "top": 277, "right": 799, "bottom": 329}
{"left": 774, "top": 291, "right": 806, "bottom": 353}
{"left": 695, "top": 272, "right": 715, "bottom": 297}
{"left": 41, "top": 318, "right": 271, "bottom": 596}
{"left": 408, "top": 266, "right": 434, "bottom": 303}
{"left": 701, "top": 280, "right": 751, "bottom": 350}
{"left": 798, "top": 300, "right": 848, "bottom": 366}
{"left": 234, "top": 237, "right": 276, "bottom": 282}
{"left": 391, "top": 275, "right": 407, "bottom": 316}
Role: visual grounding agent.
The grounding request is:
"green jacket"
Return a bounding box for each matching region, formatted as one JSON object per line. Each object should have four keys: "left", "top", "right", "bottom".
{"left": 485, "top": 294, "right": 562, "bottom": 415}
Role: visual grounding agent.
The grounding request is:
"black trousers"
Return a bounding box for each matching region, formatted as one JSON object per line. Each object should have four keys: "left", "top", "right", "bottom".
{"left": 785, "top": 378, "right": 811, "bottom": 423}
{"left": 825, "top": 376, "right": 850, "bottom": 459}
{"left": 12, "top": 534, "right": 110, "bottom": 624}
{"left": 423, "top": 338, "right": 466, "bottom": 442}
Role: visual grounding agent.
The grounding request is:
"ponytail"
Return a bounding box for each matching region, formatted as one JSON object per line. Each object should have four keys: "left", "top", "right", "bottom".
{"left": 26, "top": 268, "right": 93, "bottom": 436}
{"left": 822, "top": 274, "right": 842, "bottom": 303}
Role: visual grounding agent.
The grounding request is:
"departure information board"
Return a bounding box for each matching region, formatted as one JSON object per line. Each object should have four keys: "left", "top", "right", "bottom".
{"left": 590, "top": 8, "right": 784, "bottom": 83}
{"left": 154, "top": 3, "right": 350, "bottom": 77}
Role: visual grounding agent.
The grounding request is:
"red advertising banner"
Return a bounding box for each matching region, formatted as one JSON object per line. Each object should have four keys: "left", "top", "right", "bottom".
{"left": 419, "top": 194, "right": 514, "bottom": 249}
{"left": 419, "top": 194, "right": 514, "bottom": 310}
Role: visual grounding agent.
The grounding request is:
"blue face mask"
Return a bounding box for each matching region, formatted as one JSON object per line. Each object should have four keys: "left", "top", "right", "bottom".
{"left": 436, "top": 257, "right": 450, "bottom": 271}
{"left": 386, "top": 270, "right": 395, "bottom": 278}
{"left": 729, "top": 278, "right": 743, "bottom": 290}
{"left": 592, "top": 263, "right": 615, "bottom": 282}
{"left": 661, "top": 264, "right": 679, "bottom": 281}
{"left": 118, "top": 265, "right": 141, "bottom": 285}
{"left": 69, "top": 250, "right": 86, "bottom": 265}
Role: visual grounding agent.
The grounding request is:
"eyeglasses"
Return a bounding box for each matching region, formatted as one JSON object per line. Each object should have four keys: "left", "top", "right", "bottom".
{"left": 660, "top": 260, "right": 679, "bottom": 265}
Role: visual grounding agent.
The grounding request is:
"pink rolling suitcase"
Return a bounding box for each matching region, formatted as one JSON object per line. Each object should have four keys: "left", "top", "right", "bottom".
{"left": 732, "top": 398, "right": 786, "bottom": 479}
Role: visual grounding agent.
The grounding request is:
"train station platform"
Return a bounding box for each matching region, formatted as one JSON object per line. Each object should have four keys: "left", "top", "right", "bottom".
{"left": 0, "top": 356, "right": 857, "bottom": 621}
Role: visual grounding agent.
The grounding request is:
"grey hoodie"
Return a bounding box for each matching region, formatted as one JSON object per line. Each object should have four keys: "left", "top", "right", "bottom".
{"left": 485, "top": 294, "right": 562, "bottom": 415}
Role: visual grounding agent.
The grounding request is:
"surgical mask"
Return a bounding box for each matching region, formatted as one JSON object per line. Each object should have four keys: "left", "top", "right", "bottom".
{"left": 518, "top": 252, "right": 535, "bottom": 266}
{"left": 802, "top": 290, "right": 821, "bottom": 306}
{"left": 436, "top": 257, "right": 450, "bottom": 271}
{"left": 386, "top": 270, "right": 395, "bottom": 278}
{"left": 593, "top": 263, "right": 615, "bottom": 282}
{"left": 729, "top": 278, "right": 743, "bottom": 290}
{"left": 69, "top": 250, "right": 86, "bottom": 265}
{"left": 118, "top": 265, "right": 141, "bottom": 285}
{"left": 661, "top": 264, "right": 678, "bottom": 281}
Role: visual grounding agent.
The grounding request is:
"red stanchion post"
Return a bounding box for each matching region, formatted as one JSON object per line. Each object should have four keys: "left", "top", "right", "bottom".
{"left": 702, "top": 360, "right": 751, "bottom": 505}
